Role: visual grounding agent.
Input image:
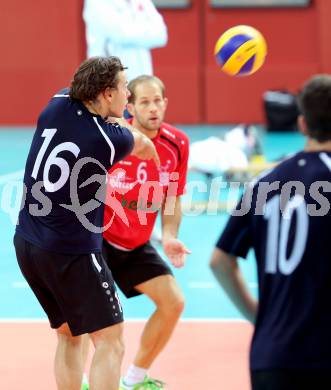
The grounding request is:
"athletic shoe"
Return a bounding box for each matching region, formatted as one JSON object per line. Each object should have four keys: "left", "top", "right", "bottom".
{"left": 80, "top": 384, "right": 89, "bottom": 390}
{"left": 119, "top": 376, "right": 165, "bottom": 389}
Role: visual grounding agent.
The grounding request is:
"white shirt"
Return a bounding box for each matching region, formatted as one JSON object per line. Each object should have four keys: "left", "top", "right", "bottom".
{"left": 189, "top": 136, "right": 249, "bottom": 174}
{"left": 83, "top": 0, "right": 168, "bottom": 81}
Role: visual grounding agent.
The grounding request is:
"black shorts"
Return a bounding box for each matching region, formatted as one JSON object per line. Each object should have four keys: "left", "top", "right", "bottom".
{"left": 14, "top": 234, "right": 123, "bottom": 336}
{"left": 102, "top": 240, "right": 173, "bottom": 298}
{"left": 251, "top": 369, "right": 331, "bottom": 390}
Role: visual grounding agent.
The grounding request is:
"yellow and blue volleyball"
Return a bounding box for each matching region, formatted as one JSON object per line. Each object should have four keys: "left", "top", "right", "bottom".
{"left": 214, "top": 25, "right": 267, "bottom": 76}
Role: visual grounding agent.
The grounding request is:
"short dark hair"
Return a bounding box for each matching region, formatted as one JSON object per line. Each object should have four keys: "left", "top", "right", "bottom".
{"left": 69, "top": 56, "right": 126, "bottom": 101}
{"left": 298, "top": 74, "right": 331, "bottom": 142}
{"left": 128, "top": 75, "right": 165, "bottom": 104}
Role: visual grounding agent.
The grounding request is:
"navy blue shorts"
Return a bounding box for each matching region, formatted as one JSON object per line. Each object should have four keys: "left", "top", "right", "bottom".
{"left": 14, "top": 234, "right": 123, "bottom": 336}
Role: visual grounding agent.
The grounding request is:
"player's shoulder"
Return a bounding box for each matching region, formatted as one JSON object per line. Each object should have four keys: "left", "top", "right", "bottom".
{"left": 268, "top": 150, "right": 329, "bottom": 177}
{"left": 159, "top": 122, "right": 189, "bottom": 148}
{"left": 267, "top": 152, "right": 298, "bottom": 176}
{"left": 52, "top": 87, "right": 70, "bottom": 98}
{"left": 248, "top": 152, "right": 299, "bottom": 189}
{"left": 252, "top": 151, "right": 318, "bottom": 188}
{"left": 38, "top": 88, "right": 70, "bottom": 121}
{"left": 43, "top": 87, "right": 71, "bottom": 111}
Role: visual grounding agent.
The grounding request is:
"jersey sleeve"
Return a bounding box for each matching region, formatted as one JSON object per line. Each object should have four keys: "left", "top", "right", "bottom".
{"left": 175, "top": 134, "right": 189, "bottom": 196}
{"left": 216, "top": 193, "right": 253, "bottom": 259}
{"left": 106, "top": 123, "right": 134, "bottom": 165}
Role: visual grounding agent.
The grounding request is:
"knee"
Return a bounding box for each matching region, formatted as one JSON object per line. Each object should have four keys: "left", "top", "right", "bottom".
{"left": 172, "top": 292, "right": 185, "bottom": 315}
{"left": 112, "top": 334, "right": 125, "bottom": 360}
{"left": 160, "top": 290, "right": 185, "bottom": 317}
{"left": 91, "top": 323, "right": 125, "bottom": 359}
{"left": 95, "top": 337, "right": 125, "bottom": 361}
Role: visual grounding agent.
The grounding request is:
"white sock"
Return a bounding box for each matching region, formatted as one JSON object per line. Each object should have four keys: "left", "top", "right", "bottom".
{"left": 123, "top": 364, "right": 147, "bottom": 386}
{"left": 82, "top": 372, "right": 89, "bottom": 385}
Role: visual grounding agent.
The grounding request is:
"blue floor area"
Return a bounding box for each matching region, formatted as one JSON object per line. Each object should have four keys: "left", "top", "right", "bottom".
{"left": 0, "top": 126, "right": 304, "bottom": 320}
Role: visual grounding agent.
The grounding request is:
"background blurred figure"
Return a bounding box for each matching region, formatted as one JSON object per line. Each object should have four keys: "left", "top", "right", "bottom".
{"left": 210, "top": 74, "right": 331, "bottom": 390}
{"left": 83, "top": 0, "right": 168, "bottom": 82}
{"left": 188, "top": 124, "right": 270, "bottom": 185}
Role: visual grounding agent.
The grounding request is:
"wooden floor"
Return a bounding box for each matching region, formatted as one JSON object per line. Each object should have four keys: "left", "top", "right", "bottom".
{"left": 0, "top": 320, "right": 252, "bottom": 389}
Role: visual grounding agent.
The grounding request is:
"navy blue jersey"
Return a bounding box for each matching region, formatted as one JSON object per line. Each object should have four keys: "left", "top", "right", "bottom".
{"left": 217, "top": 151, "right": 331, "bottom": 370}
{"left": 16, "top": 89, "right": 134, "bottom": 254}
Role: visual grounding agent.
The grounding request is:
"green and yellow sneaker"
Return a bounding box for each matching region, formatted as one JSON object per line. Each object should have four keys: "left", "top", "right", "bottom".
{"left": 119, "top": 376, "right": 165, "bottom": 389}
{"left": 80, "top": 384, "right": 89, "bottom": 390}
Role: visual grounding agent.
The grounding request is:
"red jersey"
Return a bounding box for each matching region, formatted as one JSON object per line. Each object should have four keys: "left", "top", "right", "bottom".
{"left": 103, "top": 122, "right": 189, "bottom": 250}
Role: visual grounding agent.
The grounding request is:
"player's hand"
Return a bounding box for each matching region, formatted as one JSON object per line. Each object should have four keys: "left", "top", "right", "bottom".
{"left": 163, "top": 238, "right": 191, "bottom": 268}
{"left": 132, "top": 132, "right": 160, "bottom": 167}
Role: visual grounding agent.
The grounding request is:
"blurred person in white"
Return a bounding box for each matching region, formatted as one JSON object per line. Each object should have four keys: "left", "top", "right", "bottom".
{"left": 83, "top": 0, "right": 168, "bottom": 82}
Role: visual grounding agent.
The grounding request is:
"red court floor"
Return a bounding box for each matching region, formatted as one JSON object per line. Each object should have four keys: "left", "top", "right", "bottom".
{"left": 0, "top": 320, "right": 253, "bottom": 389}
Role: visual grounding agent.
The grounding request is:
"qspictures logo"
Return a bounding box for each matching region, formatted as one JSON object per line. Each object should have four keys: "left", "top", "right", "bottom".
{"left": 2, "top": 157, "right": 331, "bottom": 233}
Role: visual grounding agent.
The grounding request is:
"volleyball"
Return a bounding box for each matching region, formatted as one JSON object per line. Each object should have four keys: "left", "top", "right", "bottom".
{"left": 214, "top": 25, "right": 267, "bottom": 76}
